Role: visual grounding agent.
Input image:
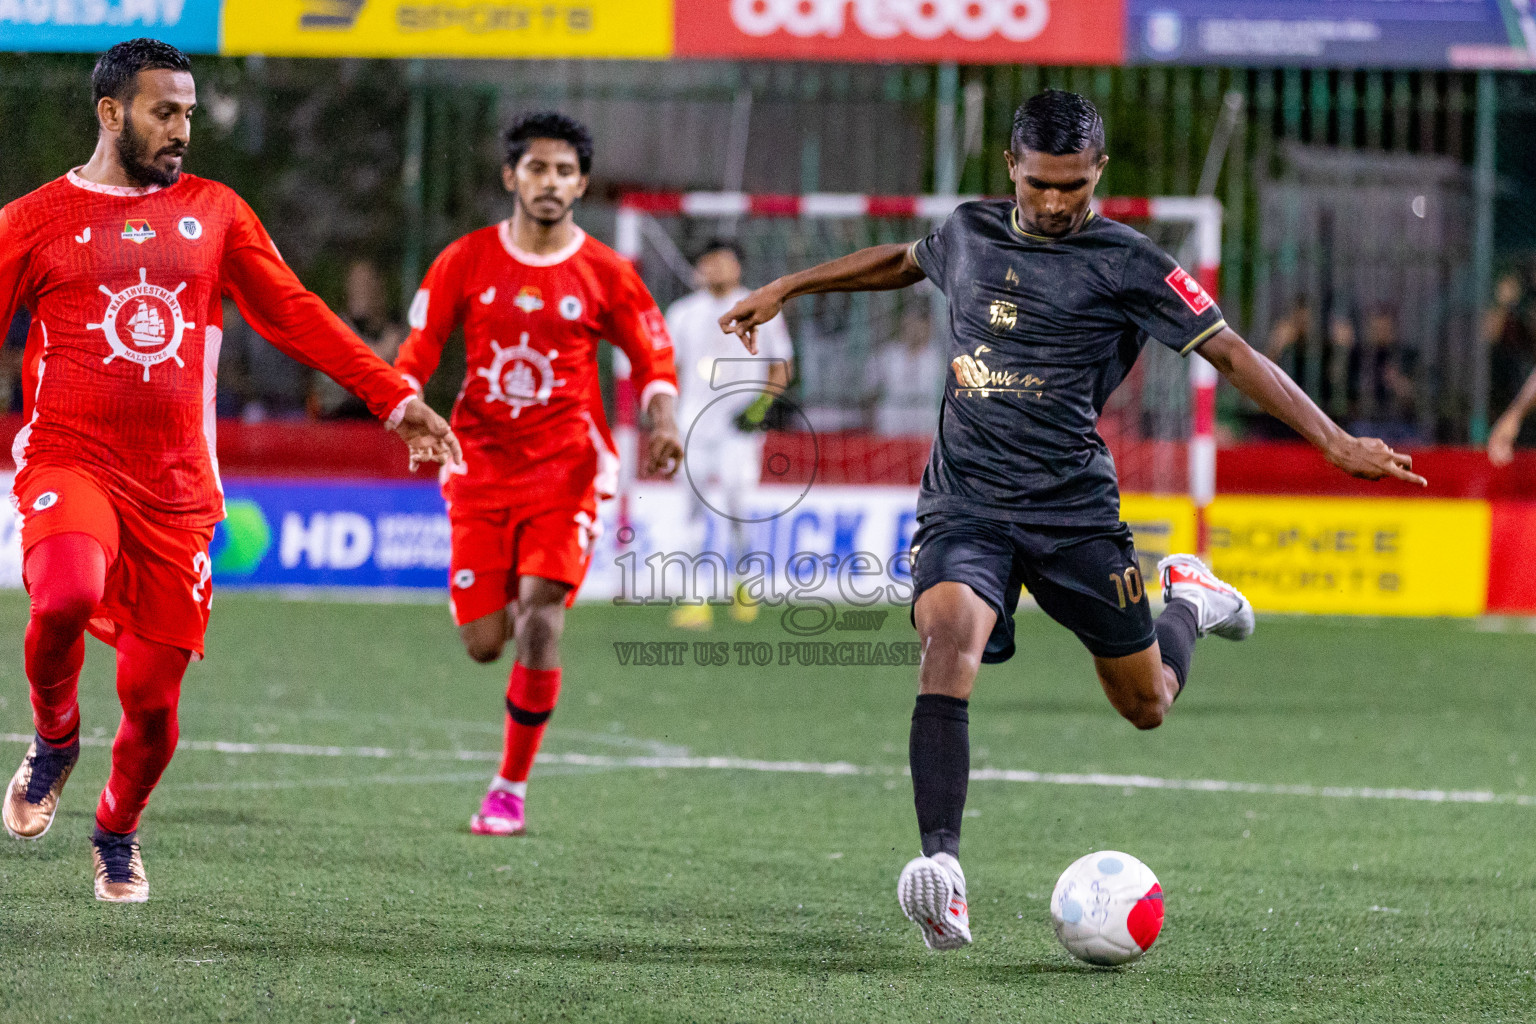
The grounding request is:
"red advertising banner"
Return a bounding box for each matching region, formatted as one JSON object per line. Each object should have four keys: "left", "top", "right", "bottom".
{"left": 674, "top": 0, "right": 1124, "bottom": 64}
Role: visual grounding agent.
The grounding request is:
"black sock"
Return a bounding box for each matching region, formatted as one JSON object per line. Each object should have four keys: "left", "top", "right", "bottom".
{"left": 1155, "top": 598, "right": 1200, "bottom": 695}
{"left": 909, "top": 694, "right": 969, "bottom": 859}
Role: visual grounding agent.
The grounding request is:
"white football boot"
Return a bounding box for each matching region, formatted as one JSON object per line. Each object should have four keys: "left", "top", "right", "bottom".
{"left": 1157, "top": 554, "right": 1255, "bottom": 641}
{"left": 897, "top": 852, "right": 972, "bottom": 951}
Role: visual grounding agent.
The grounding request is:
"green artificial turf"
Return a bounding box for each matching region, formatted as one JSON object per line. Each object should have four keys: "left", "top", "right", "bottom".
{"left": 1, "top": 592, "right": 1534, "bottom": 1022}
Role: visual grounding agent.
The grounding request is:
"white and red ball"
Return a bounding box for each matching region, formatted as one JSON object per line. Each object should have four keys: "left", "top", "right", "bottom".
{"left": 1050, "top": 850, "right": 1164, "bottom": 966}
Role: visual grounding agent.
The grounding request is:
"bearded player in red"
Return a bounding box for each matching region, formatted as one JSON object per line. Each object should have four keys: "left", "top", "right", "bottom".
{"left": 0, "top": 40, "right": 461, "bottom": 901}
{"left": 396, "top": 112, "right": 680, "bottom": 837}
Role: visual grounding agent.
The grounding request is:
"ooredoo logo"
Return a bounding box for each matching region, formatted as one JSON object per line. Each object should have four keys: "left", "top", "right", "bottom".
{"left": 729, "top": 0, "right": 1051, "bottom": 41}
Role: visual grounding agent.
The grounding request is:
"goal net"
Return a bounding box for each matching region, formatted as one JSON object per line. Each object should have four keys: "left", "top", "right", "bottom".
{"left": 611, "top": 192, "right": 1222, "bottom": 554}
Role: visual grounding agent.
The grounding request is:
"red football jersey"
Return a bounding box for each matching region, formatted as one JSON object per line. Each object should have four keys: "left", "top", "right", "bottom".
{"left": 0, "top": 170, "right": 417, "bottom": 527}
{"left": 395, "top": 223, "right": 677, "bottom": 511}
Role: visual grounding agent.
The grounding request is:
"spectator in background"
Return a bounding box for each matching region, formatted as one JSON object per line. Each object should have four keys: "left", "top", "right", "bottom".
{"left": 1345, "top": 306, "right": 1420, "bottom": 445}
{"left": 2, "top": 309, "right": 29, "bottom": 413}
{"left": 866, "top": 302, "right": 944, "bottom": 436}
{"left": 1489, "top": 265, "right": 1536, "bottom": 465}
{"left": 665, "top": 238, "right": 793, "bottom": 630}
{"left": 312, "top": 260, "right": 407, "bottom": 419}
{"left": 1264, "top": 295, "right": 1356, "bottom": 422}
{"left": 1488, "top": 267, "right": 1536, "bottom": 452}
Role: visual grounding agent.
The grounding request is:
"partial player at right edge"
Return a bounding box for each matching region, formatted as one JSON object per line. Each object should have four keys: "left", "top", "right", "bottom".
{"left": 720, "top": 90, "right": 1426, "bottom": 952}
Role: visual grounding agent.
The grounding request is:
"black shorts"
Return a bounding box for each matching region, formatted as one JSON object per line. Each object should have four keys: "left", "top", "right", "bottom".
{"left": 910, "top": 513, "right": 1155, "bottom": 663}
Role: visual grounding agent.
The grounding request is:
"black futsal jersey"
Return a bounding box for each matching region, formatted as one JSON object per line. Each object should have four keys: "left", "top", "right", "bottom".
{"left": 911, "top": 200, "right": 1227, "bottom": 526}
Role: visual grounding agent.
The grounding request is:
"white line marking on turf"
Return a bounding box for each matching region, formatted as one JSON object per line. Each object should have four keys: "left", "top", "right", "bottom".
{"left": 4, "top": 733, "right": 1533, "bottom": 808}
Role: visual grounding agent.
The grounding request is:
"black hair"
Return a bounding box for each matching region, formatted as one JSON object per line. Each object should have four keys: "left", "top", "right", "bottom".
{"left": 503, "top": 111, "right": 594, "bottom": 175}
{"left": 91, "top": 38, "right": 192, "bottom": 106}
{"left": 697, "top": 237, "right": 745, "bottom": 264}
{"left": 1010, "top": 89, "right": 1105, "bottom": 158}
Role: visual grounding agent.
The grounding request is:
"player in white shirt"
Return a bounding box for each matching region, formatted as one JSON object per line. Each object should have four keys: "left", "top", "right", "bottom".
{"left": 666, "top": 239, "right": 793, "bottom": 628}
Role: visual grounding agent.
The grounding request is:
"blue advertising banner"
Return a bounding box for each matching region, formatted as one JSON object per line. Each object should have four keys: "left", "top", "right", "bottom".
{"left": 211, "top": 478, "right": 449, "bottom": 590}
{"left": 1129, "top": 0, "right": 1535, "bottom": 68}
{"left": 0, "top": 0, "right": 221, "bottom": 54}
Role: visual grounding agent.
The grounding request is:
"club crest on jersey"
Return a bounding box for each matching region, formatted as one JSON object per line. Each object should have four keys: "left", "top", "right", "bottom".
{"left": 121, "top": 220, "right": 155, "bottom": 244}
{"left": 1165, "top": 267, "right": 1214, "bottom": 315}
{"left": 177, "top": 216, "right": 203, "bottom": 241}
{"left": 988, "top": 300, "right": 1018, "bottom": 332}
{"left": 87, "top": 268, "right": 192, "bottom": 381}
{"left": 558, "top": 295, "right": 583, "bottom": 321}
{"left": 477, "top": 333, "right": 566, "bottom": 418}
{"left": 513, "top": 286, "right": 544, "bottom": 314}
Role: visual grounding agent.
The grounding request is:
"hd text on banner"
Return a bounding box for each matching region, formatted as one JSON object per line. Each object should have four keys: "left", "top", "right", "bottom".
{"left": 0, "top": 0, "right": 222, "bottom": 53}
{"left": 220, "top": 0, "right": 672, "bottom": 58}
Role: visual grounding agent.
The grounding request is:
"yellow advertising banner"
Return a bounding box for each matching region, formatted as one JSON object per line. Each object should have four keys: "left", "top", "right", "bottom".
{"left": 1206, "top": 497, "right": 1490, "bottom": 617}
{"left": 1120, "top": 493, "right": 1196, "bottom": 589}
{"left": 221, "top": 0, "right": 672, "bottom": 59}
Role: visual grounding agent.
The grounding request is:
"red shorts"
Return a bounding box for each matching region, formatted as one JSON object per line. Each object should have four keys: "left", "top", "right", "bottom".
{"left": 15, "top": 465, "right": 215, "bottom": 657}
{"left": 448, "top": 501, "right": 600, "bottom": 626}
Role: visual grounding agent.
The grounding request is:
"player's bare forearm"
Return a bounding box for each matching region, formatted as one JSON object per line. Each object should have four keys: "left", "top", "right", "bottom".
{"left": 1489, "top": 365, "right": 1536, "bottom": 465}
{"left": 645, "top": 390, "right": 683, "bottom": 479}
{"left": 1200, "top": 328, "right": 1426, "bottom": 486}
{"left": 721, "top": 243, "right": 923, "bottom": 353}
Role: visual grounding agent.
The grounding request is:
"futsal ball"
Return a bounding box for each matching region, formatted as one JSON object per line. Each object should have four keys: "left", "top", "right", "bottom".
{"left": 1050, "top": 850, "right": 1164, "bottom": 966}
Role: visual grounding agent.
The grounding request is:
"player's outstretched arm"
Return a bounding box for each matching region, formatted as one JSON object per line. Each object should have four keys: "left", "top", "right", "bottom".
{"left": 720, "top": 243, "right": 924, "bottom": 353}
{"left": 1199, "top": 327, "right": 1427, "bottom": 486}
{"left": 1489, "top": 365, "right": 1536, "bottom": 466}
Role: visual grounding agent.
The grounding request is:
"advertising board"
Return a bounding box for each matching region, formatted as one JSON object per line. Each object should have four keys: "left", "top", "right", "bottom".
{"left": 673, "top": 0, "right": 1124, "bottom": 65}
{"left": 0, "top": 0, "right": 222, "bottom": 53}
{"left": 221, "top": 0, "right": 671, "bottom": 58}
{"left": 1127, "top": 0, "right": 1534, "bottom": 68}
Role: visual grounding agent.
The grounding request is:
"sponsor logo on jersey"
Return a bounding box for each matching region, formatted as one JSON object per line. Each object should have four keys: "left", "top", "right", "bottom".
{"left": 453, "top": 569, "right": 476, "bottom": 589}
{"left": 477, "top": 333, "right": 566, "bottom": 418}
{"left": 87, "top": 268, "right": 192, "bottom": 381}
{"left": 641, "top": 307, "right": 671, "bottom": 350}
{"left": 32, "top": 491, "right": 58, "bottom": 512}
{"left": 121, "top": 220, "right": 155, "bottom": 245}
{"left": 558, "top": 295, "right": 583, "bottom": 321}
{"left": 988, "top": 300, "right": 1017, "bottom": 332}
{"left": 513, "top": 286, "right": 545, "bottom": 314}
{"left": 177, "top": 216, "right": 203, "bottom": 241}
{"left": 74, "top": 227, "right": 91, "bottom": 244}
{"left": 951, "top": 345, "right": 1044, "bottom": 399}
{"left": 1165, "top": 267, "right": 1214, "bottom": 315}
{"left": 479, "top": 285, "right": 497, "bottom": 305}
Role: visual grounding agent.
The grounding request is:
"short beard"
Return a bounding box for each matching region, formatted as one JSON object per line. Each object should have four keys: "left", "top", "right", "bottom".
{"left": 518, "top": 193, "right": 569, "bottom": 228}
{"left": 116, "top": 115, "right": 182, "bottom": 188}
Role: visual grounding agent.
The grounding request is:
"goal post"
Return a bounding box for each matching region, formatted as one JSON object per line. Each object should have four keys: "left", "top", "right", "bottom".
{"left": 612, "top": 191, "right": 1223, "bottom": 554}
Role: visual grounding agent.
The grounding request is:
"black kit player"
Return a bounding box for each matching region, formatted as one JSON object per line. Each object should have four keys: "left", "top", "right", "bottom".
{"left": 721, "top": 91, "right": 1426, "bottom": 950}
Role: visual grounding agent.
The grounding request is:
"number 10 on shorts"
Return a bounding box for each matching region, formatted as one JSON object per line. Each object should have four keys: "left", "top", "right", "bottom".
{"left": 1110, "top": 566, "right": 1144, "bottom": 609}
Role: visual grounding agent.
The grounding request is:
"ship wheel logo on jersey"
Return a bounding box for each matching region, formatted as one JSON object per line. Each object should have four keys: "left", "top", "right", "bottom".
{"left": 87, "top": 268, "right": 192, "bottom": 381}
{"left": 476, "top": 333, "right": 566, "bottom": 418}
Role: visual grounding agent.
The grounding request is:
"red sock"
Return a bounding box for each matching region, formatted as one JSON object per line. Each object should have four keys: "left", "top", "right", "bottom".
{"left": 499, "top": 663, "right": 562, "bottom": 784}
{"left": 23, "top": 533, "right": 108, "bottom": 746}
{"left": 95, "top": 633, "right": 190, "bottom": 836}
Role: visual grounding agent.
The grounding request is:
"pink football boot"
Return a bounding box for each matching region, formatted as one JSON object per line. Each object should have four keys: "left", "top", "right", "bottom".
{"left": 470, "top": 788, "right": 525, "bottom": 836}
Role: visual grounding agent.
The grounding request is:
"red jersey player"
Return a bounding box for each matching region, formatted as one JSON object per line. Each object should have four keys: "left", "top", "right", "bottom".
{"left": 395, "top": 112, "right": 680, "bottom": 837}
{"left": 0, "top": 40, "right": 460, "bottom": 902}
